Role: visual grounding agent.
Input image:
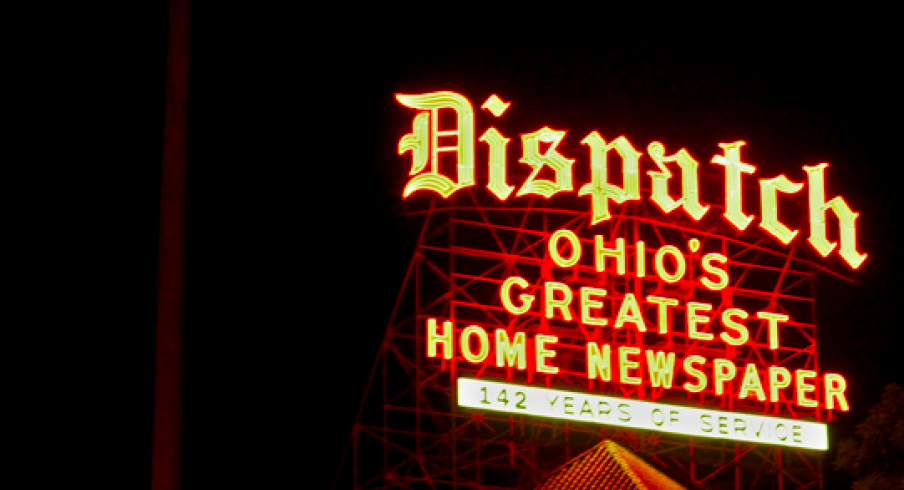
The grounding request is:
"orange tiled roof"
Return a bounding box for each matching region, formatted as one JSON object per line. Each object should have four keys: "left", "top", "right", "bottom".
{"left": 534, "top": 440, "right": 688, "bottom": 490}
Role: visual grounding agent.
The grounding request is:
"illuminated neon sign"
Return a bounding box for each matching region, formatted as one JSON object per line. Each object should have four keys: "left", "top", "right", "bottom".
{"left": 397, "top": 91, "right": 857, "bottom": 451}
{"left": 398, "top": 91, "right": 866, "bottom": 269}
{"left": 424, "top": 229, "right": 850, "bottom": 411}
{"left": 459, "top": 378, "right": 828, "bottom": 450}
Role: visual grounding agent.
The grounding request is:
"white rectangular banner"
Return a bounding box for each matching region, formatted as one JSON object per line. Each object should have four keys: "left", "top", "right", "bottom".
{"left": 457, "top": 378, "right": 827, "bottom": 450}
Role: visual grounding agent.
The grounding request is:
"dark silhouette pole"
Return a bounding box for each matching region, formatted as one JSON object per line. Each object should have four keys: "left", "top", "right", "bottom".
{"left": 152, "top": 0, "right": 189, "bottom": 488}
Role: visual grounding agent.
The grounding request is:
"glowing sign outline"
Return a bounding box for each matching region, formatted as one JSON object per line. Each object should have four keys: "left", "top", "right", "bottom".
{"left": 397, "top": 91, "right": 867, "bottom": 269}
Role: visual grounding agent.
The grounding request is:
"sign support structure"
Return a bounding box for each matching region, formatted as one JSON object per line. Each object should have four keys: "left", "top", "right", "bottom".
{"left": 338, "top": 178, "right": 839, "bottom": 489}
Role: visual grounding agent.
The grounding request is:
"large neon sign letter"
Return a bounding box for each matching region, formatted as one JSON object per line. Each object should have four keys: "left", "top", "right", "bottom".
{"left": 397, "top": 92, "right": 475, "bottom": 198}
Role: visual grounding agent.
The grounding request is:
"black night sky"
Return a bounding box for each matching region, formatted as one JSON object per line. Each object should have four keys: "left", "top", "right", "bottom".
{"left": 19, "top": 9, "right": 901, "bottom": 489}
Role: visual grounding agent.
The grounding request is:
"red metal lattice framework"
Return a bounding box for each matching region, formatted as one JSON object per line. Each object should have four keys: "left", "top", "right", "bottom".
{"left": 338, "top": 177, "right": 851, "bottom": 490}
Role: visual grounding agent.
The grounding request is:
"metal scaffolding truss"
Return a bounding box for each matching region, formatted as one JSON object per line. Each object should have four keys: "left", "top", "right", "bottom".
{"left": 339, "top": 184, "right": 848, "bottom": 490}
